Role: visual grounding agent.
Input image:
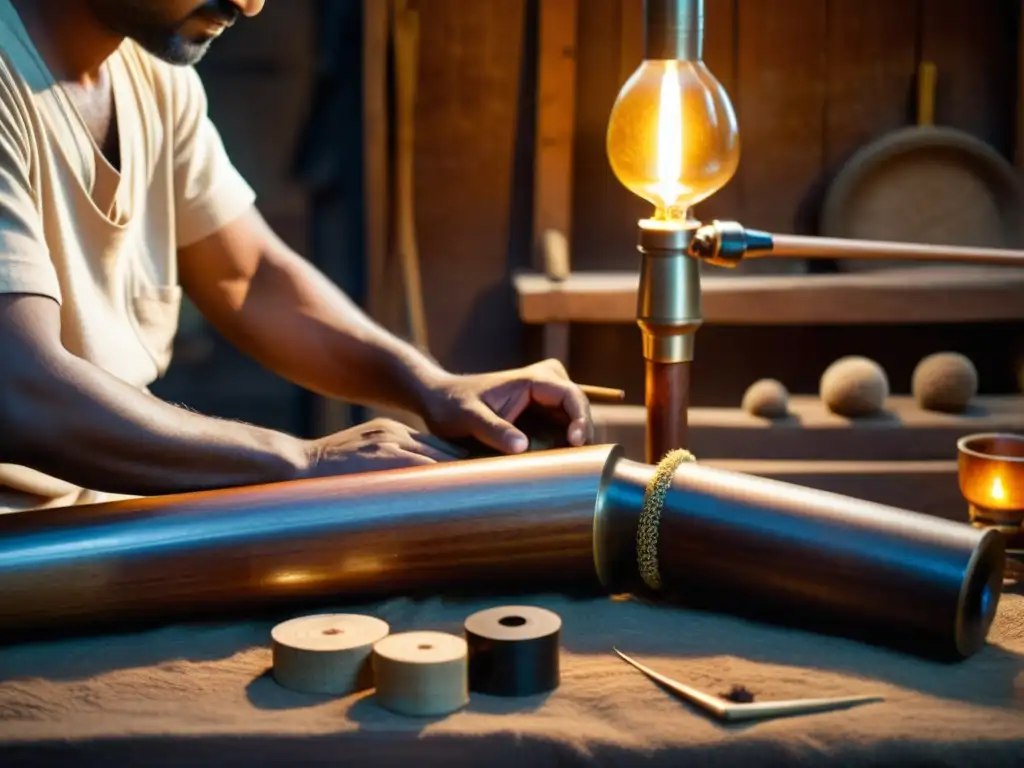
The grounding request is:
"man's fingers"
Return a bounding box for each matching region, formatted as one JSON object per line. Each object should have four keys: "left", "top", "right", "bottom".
{"left": 529, "top": 379, "right": 592, "bottom": 446}
{"left": 465, "top": 401, "right": 528, "bottom": 454}
{"left": 540, "top": 358, "right": 572, "bottom": 381}
{"left": 399, "top": 433, "right": 466, "bottom": 462}
{"left": 352, "top": 450, "right": 437, "bottom": 472}
{"left": 392, "top": 450, "right": 439, "bottom": 467}
{"left": 486, "top": 383, "right": 532, "bottom": 424}
{"left": 413, "top": 432, "right": 470, "bottom": 459}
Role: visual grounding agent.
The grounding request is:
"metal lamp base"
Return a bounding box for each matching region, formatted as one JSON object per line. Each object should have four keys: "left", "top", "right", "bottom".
{"left": 968, "top": 503, "right": 1024, "bottom": 581}
{"left": 636, "top": 221, "right": 702, "bottom": 461}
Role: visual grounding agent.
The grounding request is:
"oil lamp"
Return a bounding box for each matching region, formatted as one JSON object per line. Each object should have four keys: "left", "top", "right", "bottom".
{"left": 608, "top": 0, "right": 1024, "bottom": 464}
{"left": 606, "top": 0, "right": 739, "bottom": 462}
{"left": 957, "top": 433, "right": 1024, "bottom": 581}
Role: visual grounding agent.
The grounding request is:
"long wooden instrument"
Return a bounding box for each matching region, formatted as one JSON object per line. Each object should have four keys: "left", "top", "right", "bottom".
{"left": 0, "top": 445, "right": 1004, "bottom": 659}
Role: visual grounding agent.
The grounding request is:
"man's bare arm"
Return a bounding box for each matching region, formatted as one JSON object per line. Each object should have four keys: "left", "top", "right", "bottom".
{"left": 177, "top": 207, "right": 449, "bottom": 417}
{"left": 0, "top": 293, "right": 315, "bottom": 496}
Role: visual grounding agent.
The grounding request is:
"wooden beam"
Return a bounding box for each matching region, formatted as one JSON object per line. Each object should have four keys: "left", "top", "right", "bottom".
{"left": 515, "top": 265, "right": 1024, "bottom": 325}
{"left": 592, "top": 395, "right": 1024, "bottom": 462}
{"left": 534, "top": 0, "right": 578, "bottom": 363}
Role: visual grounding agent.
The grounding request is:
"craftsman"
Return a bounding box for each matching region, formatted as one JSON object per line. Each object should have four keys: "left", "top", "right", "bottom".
{"left": 0, "top": 0, "right": 593, "bottom": 512}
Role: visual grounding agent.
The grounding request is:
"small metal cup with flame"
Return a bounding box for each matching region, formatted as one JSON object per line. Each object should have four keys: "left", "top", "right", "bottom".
{"left": 957, "top": 433, "right": 1024, "bottom": 581}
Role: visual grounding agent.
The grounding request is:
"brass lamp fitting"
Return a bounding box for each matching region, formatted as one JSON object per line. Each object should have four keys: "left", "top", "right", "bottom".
{"left": 689, "top": 220, "right": 774, "bottom": 266}
{"left": 636, "top": 222, "right": 702, "bottom": 363}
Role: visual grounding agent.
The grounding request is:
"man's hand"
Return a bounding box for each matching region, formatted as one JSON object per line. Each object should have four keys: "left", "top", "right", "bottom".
{"left": 417, "top": 359, "right": 593, "bottom": 455}
{"left": 304, "top": 418, "right": 468, "bottom": 477}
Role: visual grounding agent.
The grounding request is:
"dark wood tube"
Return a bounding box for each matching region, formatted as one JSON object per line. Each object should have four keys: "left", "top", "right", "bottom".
{"left": 0, "top": 446, "right": 620, "bottom": 638}
{"left": 645, "top": 360, "right": 691, "bottom": 462}
{"left": 595, "top": 458, "right": 1005, "bottom": 660}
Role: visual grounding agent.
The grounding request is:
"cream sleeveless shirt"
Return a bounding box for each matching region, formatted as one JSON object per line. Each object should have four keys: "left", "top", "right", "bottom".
{"left": 0, "top": 1, "right": 256, "bottom": 512}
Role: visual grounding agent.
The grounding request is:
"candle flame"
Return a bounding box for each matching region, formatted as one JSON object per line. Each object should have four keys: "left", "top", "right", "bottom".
{"left": 990, "top": 476, "right": 1007, "bottom": 502}
{"left": 654, "top": 61, "right": 684, "bottom": 216}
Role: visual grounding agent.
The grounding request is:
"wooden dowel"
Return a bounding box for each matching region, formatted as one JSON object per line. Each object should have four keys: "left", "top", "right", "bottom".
{"left": 763, "top": 234, "right": 1024, "bottom": 267}
{"left": 579, "top": 384, "right": 626, "bottom": 403}
{"left": 644, "top": 361, "right": 690, "bottom": 463}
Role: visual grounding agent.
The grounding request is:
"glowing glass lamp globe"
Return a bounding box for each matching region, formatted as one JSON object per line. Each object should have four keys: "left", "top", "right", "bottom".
{"left": 607, "top": 58, "right": 740, "bottom": 224}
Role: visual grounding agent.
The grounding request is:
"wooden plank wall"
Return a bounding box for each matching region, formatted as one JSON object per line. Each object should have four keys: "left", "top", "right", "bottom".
{"left": 410, "top": 0, "right": 531, "bottom": 374}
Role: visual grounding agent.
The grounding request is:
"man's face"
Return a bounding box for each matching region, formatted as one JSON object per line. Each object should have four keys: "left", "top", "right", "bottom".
{"left": 86, "top": 0, "right": 265, "bottom": 65}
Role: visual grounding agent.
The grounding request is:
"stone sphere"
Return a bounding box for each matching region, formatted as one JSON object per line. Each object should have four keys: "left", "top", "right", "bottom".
{"left": 741, "top": 378, "right": 790, "bottom": 418}
{"left": 820, "top": 356, "right": 889, "bottom": 417}
{"left": 911, "top": 352, "right": 978, "bottom": 413}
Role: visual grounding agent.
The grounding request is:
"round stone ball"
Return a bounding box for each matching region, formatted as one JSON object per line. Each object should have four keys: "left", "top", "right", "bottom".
{"left": 741, "top": 378, "right": 790, "bottom": 418}
{"left": 911, "top": 352, "right": 978, "bottom": 413}
{"left": 820, "top": 356, "right": 889, "bottom": 417}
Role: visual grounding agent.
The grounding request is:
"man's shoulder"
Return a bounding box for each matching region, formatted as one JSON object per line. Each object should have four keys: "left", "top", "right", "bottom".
{"left": 0, "top": 50, "right": 38, "bottom": 154}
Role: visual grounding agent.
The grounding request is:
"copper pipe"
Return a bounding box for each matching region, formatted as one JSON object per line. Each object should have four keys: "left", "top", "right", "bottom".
{"left": 762, "top": 233, "right": 1024, "bottom": 267}
{"left": 689, "top": 221, "right": 1024, "bottom": 268}
{"left": 0, "top": 444, "right": 1003, "bottom": 658}
{"left": 0, "top": 446, "right": 616, "bottom": 638}
{"left": 645, "top": 360, "right": 690, "bottom": 462}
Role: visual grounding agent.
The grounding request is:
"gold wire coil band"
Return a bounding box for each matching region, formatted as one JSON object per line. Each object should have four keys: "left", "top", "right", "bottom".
{"left": 637, "top": 448, "right": 696, "bottom": 591}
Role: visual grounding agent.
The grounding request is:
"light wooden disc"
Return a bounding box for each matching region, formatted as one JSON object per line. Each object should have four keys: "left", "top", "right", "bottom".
{"left": 372, "top": 630, "right": 469, "bottom": 717}
{"left": 271, "top": 613, "right": 390, "bottom": 695}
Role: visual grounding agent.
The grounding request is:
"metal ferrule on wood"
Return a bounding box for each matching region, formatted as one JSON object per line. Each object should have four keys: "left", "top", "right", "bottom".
{"left": 636, "top": 223, "right": 702, "bottom": 364}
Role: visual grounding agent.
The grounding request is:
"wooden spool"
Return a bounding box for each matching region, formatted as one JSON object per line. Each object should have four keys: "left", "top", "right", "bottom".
{"left": 821, "top": 61, "right": 1024, "bottom": 272}
{"left": 372, "top": 631, "right": 469, "bottom": 717}
{"left": 271, "top": 613, "right": 390, "bottom": 695}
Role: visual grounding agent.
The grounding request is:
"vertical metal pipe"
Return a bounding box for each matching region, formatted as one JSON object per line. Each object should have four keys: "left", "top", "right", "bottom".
{"left": 644, "top": 0, "right": 703, "bottom": 61}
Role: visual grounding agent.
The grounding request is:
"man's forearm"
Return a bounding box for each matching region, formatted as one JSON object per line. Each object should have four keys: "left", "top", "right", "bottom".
{"left": 198, "top": 244, "right": 450, "bottom": 416}
{"left": 2, "top": 350, "right": 311, "bottom": 497}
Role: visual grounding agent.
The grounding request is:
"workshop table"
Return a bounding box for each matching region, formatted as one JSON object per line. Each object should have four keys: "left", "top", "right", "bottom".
{"left": 0, "top": 589, "right": 1021, "bottom": 766}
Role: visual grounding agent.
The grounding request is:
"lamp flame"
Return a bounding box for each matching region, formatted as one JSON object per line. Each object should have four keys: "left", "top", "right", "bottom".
{"left": 990, "top": 476, "right": 1007, "bottom": 503}
{"left": 655, "top": 59, "right": 688, "bottom": 217}
{"left": 654, "top": 61, "right": 685, "bottom": 217}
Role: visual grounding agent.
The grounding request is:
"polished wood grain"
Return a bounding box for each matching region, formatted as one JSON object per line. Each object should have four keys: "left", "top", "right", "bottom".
{"left": 645, "top": 360, "right": 691, "bottom": 462}
{"left": 0, "top": 446, "right": 618, "bottom": 636}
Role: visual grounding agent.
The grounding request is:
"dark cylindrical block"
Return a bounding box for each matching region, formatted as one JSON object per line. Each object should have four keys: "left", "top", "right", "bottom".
{"left": 464, "top": 605, "right": 561, "bottom": 697}
{"left": 595, "top": 458, "right": 1005, "bottom": 659}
